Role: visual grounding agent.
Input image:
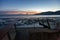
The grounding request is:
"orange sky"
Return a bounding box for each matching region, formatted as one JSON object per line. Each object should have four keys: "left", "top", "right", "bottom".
{"left": 7, "top": 11, "right": 40, "bottom": 14}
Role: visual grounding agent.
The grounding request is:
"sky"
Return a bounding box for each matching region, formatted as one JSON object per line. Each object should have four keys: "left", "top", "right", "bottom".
{"left": 0, "top": 0, "right": 60, "bottom": 12}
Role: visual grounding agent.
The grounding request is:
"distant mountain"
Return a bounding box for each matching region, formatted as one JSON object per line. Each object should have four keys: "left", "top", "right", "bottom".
{"left": 35, "top": 10, "right": 60, "bottom": 15}
{"left": 0, "top": 10, "right": 60, "bottom": 15}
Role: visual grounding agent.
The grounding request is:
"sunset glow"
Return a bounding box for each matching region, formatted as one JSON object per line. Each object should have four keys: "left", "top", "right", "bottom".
{"left": 6, "top": 11, "right": 39, "bottom": 14}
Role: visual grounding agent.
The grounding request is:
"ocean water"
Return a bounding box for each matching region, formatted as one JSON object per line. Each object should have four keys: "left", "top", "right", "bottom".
{"left": 0, "top": 15, "right": 60, "bottom": 18}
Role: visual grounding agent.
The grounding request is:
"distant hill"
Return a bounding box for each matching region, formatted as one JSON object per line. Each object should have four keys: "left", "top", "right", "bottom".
{"left": 0, "top": 10, "right": 60, "bottom": 15}
{"left": 35, "top": 10, "right": 60, "bottom": 15}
